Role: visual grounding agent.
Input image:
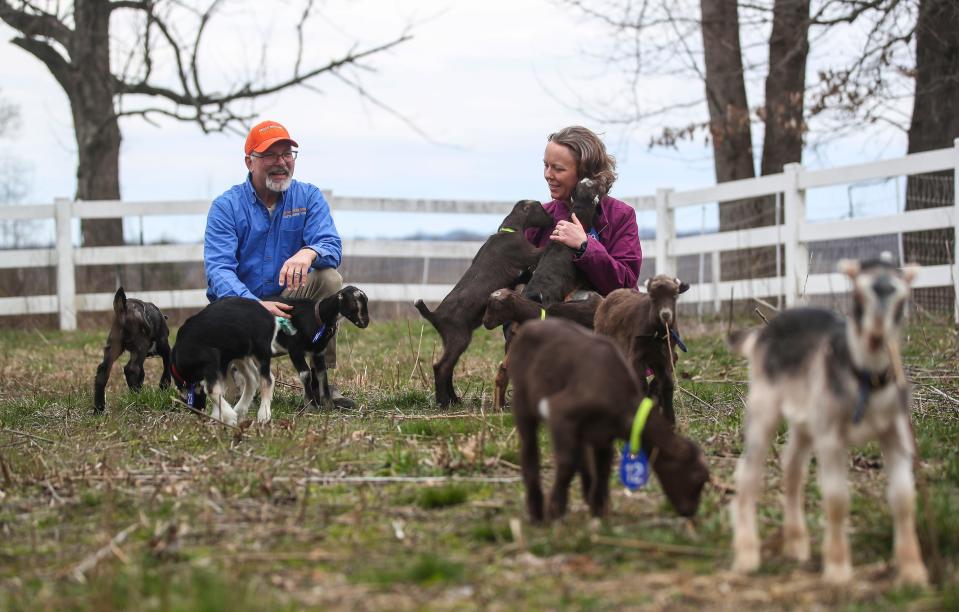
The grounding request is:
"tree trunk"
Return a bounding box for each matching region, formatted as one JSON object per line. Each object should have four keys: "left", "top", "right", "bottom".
{"left": 903, "top": 0, "right": 958, "bottom": 315}
{"left": 701, "top": 0, "right": 767, "bottom": 282}
{"left": 70, "top": 0, "right": 123, "bottom": 248}
{"left": 761, "top": 0, "right": 809, "bottom": 177}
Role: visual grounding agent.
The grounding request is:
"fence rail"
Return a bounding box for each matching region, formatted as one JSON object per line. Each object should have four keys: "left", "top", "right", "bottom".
{"left": 1, "top": 141, "right": 957, "bottom": 329}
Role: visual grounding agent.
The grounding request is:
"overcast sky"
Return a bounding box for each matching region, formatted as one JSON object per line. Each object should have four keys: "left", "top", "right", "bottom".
{"left": 0, "top": 1, "right": 914, "bottom": 240}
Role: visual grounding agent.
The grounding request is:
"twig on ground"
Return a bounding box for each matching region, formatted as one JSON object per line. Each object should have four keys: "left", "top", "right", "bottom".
{"left": 69, "top": 522, "right": 139, "bottom": 583}
{"left": 1, "top": 428, "right": 55, "bottom": 445}
{"left": 274, "top": 475, "right": 520, "bottom": 485}
{"left": 752, "top": 297, "right": 780, "bottom": 313}
{"left": 925, "top": 385, "right": 959, "bottom": 408}
{"left": 591, "top": 534, "right": 725, "bottom": 557}
{"left": 678, "top": 386, "right": 714, "bottom": 410}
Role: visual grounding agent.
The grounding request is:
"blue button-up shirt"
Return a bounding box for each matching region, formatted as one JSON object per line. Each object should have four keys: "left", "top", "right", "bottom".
{"left": 204, "top": 175, "right": 343, "bottom": 301}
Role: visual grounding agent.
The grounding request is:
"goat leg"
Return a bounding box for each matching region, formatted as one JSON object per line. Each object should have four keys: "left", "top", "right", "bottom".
{"left": 588, "top": 444, "right": 614, "bottom": 518}
{"left": 157, "top": 337, "right": 172, "bottom": 389}
{"left": 493, "top": 361, "right": 509, "bottom": 410}
{"left": 93, "top": 335, "right": 124, "bottom": 413}
{"left": 311, "top": 352, "right": 335, "bottom": 411}
{"left": 516, "top": 414, "right": 545, "bottom": 523}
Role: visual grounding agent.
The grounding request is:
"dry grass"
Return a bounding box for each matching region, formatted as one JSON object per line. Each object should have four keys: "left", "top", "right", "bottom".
{"left": 0, "top": 318, "right": 957, "bottom": 610}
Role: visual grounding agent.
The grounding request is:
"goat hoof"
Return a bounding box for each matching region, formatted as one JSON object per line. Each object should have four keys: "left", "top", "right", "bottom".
{"left": 732, "top": 549, "right": 760, "bottom": 574}
{"left": 822, "top": 563, "right": 853, "bottom": 584}
{"left": 783, "top": 530, "right": 810, "bottom": 562}
{"left": 897, "top": 563, "right": 928, "bottom": 587}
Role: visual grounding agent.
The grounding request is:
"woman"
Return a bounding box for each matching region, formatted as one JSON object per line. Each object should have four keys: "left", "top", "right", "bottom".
{"left": 525, "top": 126, "right": 642, "bottom": 295}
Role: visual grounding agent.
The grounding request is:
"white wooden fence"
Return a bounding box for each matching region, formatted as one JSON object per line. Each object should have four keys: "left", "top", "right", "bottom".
{"left": 1, "top": 140, "right": 957, "bottom": 330}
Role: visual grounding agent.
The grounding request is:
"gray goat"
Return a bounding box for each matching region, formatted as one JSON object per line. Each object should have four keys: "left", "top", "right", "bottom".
{"left": 729, "top": 256, "right": 927, "bottom": 586}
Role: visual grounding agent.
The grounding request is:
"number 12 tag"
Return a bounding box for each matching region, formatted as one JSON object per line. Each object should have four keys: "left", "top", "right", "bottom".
{"left": 619, "top": 443, "right": 649, "bottom": 491}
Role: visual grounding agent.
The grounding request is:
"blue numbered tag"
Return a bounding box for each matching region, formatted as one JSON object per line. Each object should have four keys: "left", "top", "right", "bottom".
{"left": 186, "top": 383, "right": 195, "bottom": 408}
{"left": 619, "top": 443, "right": 649, "bottom": 491}
{"left": 312, "top": 324, "right": 327, "bottom": 344}
{"left": 588, "top": 227, "right": 600, "bottom": 241}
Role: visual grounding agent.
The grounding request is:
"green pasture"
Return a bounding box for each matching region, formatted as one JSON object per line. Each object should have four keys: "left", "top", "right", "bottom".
{"left": 0, "top": 317, "right": 956, "bottom": 610}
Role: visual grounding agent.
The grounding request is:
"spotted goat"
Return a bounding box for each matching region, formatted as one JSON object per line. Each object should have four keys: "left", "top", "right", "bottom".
{"left": 728, "top": 255, "right": 927, "bottom": 585}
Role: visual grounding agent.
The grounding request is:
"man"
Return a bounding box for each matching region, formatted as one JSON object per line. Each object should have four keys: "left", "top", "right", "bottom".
{"left": 203, "top": 119, "right": 354, "bottom": 408}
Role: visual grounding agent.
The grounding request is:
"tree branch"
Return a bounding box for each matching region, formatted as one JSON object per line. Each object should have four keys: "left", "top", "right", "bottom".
{"left": 11, "top": 36, "right": 73, "bottom": 92}
{"left": 0, "top": 0, "right": 73, "bottom": 48}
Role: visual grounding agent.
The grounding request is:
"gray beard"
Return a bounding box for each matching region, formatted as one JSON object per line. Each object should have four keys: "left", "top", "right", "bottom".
{"left": 266, "top": 176, "right": 292, "bottom": 192}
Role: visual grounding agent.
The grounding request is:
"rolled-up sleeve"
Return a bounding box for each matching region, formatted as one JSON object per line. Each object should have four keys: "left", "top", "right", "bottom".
{"left": 303, "top": 187, "right": 342, "bottom": 269}
{"left": 204, "top": 198, "right": 258, "bottom": 301}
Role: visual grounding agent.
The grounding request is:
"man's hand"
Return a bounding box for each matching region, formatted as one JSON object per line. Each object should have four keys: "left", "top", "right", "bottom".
{"left": 278, "top": 248, "right": 318, "bottom": 291}
{"left": 260, "top": 300, "right": 293, "bottom": 318}
{"left": 549, "top": 212, "right": 588, "bottom": 249}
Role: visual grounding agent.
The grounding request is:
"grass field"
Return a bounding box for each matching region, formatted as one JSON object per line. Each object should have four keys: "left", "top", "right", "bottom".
{"left": 0, "top": 316, "right": 957, "bottom": 610}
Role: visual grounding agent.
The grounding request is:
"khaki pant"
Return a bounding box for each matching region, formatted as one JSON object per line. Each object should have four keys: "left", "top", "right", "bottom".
{"left": 282, "top": 267, "right": 343, "bottom": 368}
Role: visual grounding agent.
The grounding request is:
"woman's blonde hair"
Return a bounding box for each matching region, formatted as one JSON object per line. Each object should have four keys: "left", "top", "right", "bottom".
{"left": 548, "top": 126, "right": 618, "bottom": 193}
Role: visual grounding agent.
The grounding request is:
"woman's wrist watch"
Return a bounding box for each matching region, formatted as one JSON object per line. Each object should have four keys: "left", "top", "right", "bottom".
{"left": 574, "top": 239, "right": 588, "bottom": 258}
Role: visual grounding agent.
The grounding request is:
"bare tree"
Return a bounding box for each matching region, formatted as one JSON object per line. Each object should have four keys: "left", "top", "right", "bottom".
{"left": 0, "top": 1, "right": 412, "bottom": 248}
{"left": 562, "top": 0, "right": 811, "bottom": 282}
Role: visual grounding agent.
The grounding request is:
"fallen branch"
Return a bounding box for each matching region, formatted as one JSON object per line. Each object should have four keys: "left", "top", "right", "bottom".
{"left": 274, "top": 475, "right": 520, "bottom": 485}
{"left": 1, "top": 428, "right": 55, "bottom": 445}
{"left": 591, "top": 534, "right": 725, "bottom": 558}
{"left": 70, "top": 522, "right": 139, "bottom": 583}
{"left": 925, "top": 385, "right": 959, "bottom": 408}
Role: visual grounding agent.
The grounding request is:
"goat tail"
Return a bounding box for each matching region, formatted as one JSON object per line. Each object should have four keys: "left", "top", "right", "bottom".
{"left": 413, "top": 299, "right": 435, "bottom": 322}
{"left": 726, "top": 328, "right": 757, "bottom": 356}
{"left": 113, "top": 286, "right": 128, "bottom": 316}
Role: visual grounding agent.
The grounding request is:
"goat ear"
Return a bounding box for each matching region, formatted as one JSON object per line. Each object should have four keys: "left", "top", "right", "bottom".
{"left": 838, "top": 258, "right": 860, "bottom": 279}
{"left": 676, "top": 279, "right": 690, "bottom": 294}
{"left": 644, "top": 278, "right": 652, "bottom": 292}
{"left": 901, "top": 263, "right": 920, "bottom": 285}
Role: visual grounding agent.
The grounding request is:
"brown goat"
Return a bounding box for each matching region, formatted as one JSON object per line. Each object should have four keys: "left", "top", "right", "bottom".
{"left": 482, "top": 288, "right": 602, "bottom": 408}
{"left": 414, "top": 199, "right": 554, "bottom": 406}
{"left": 522, "top": 178, "right": 603, "bottom": 306}
{"left": 507, "top": 318, "right": 709, "bottom": 523}
{"left": 594, "top": 276, "right": 690, "bottom": 425}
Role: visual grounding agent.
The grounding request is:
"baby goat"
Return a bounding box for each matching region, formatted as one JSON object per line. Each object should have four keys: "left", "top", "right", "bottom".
{"left": 267, "top": 286, "right": 369, "bottom": 410}
{"left": 522, "top": 178, "right": 602, "bottom": 306}
{"left": 415, "top": 199, "right": 554, "bottom": 406}
{"left": 508, "top": 318, "right": 709, "bottom": 523}
{"left": 94, "top": 287, "right": 171, "bottom": 413}
{"left": 171, "top": 298, "right": 279, "bottom": 425}
{"left": 594, "top": 276, "right": 690, "bottom": 425}
{"left": 482, "top": 287, "right": 602, "bottom": 408}
{"left": 729, "top": 257, "right": 927, "bottom": 585}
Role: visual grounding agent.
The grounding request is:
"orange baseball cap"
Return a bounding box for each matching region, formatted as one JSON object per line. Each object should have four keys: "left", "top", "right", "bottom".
{"left": 244, "top": 120, "right": 299, "bottom": 155}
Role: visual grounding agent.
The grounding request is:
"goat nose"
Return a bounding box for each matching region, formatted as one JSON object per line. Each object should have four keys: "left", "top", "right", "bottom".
{"left": 660, "top": 308, "right": 673, "bottom": 324}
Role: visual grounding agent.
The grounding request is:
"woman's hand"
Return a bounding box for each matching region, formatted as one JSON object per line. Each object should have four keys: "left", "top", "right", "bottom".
{"left": 549, "top": 212, "right": 588, "bottom": 249}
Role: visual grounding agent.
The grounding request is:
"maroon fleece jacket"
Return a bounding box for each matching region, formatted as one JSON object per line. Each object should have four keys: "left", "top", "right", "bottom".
{"left": 525, "top": 195, "right": 643, "bottom": 295}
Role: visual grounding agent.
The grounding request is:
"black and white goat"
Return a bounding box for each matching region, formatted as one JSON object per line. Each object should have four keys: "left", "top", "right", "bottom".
{"left": 265, "top": 286, "right": 369, "bottom": 410}
{"left": 94, "top": 287, "right": 171, "bottom": 413}
{"left": 729, "top": 256, "right": 927, "bottom": 585}
{"left": 171, "top": 298, "right": 280, "bottom": 425}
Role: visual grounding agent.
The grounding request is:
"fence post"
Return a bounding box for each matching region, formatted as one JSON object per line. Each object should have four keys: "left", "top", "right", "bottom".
{"left": 711, "top": 250, "right": 721, "bottom": 313}
{"left": 655, "top": 188, "right": 675, "bottom": 277}
{"left": 953, "top": 138, "right": 959, "bottom": 325}
{"left": 55, "top": 198, "right": 76, "bottom": 331}
{"left": 782, "top": 163, "right": 807, "bottom": 307}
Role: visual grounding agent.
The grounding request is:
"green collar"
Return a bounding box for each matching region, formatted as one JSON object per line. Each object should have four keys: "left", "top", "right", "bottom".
{"left": 498, "top": 227, "right": 516, "bottom": 233}
{"left": 629, "top": 397, "right": 655, "bottom": 455}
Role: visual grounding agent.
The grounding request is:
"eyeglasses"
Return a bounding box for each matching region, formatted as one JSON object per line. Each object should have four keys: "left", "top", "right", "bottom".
{"left": 249, "top": 150, "right": 298, "bottom": 164}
